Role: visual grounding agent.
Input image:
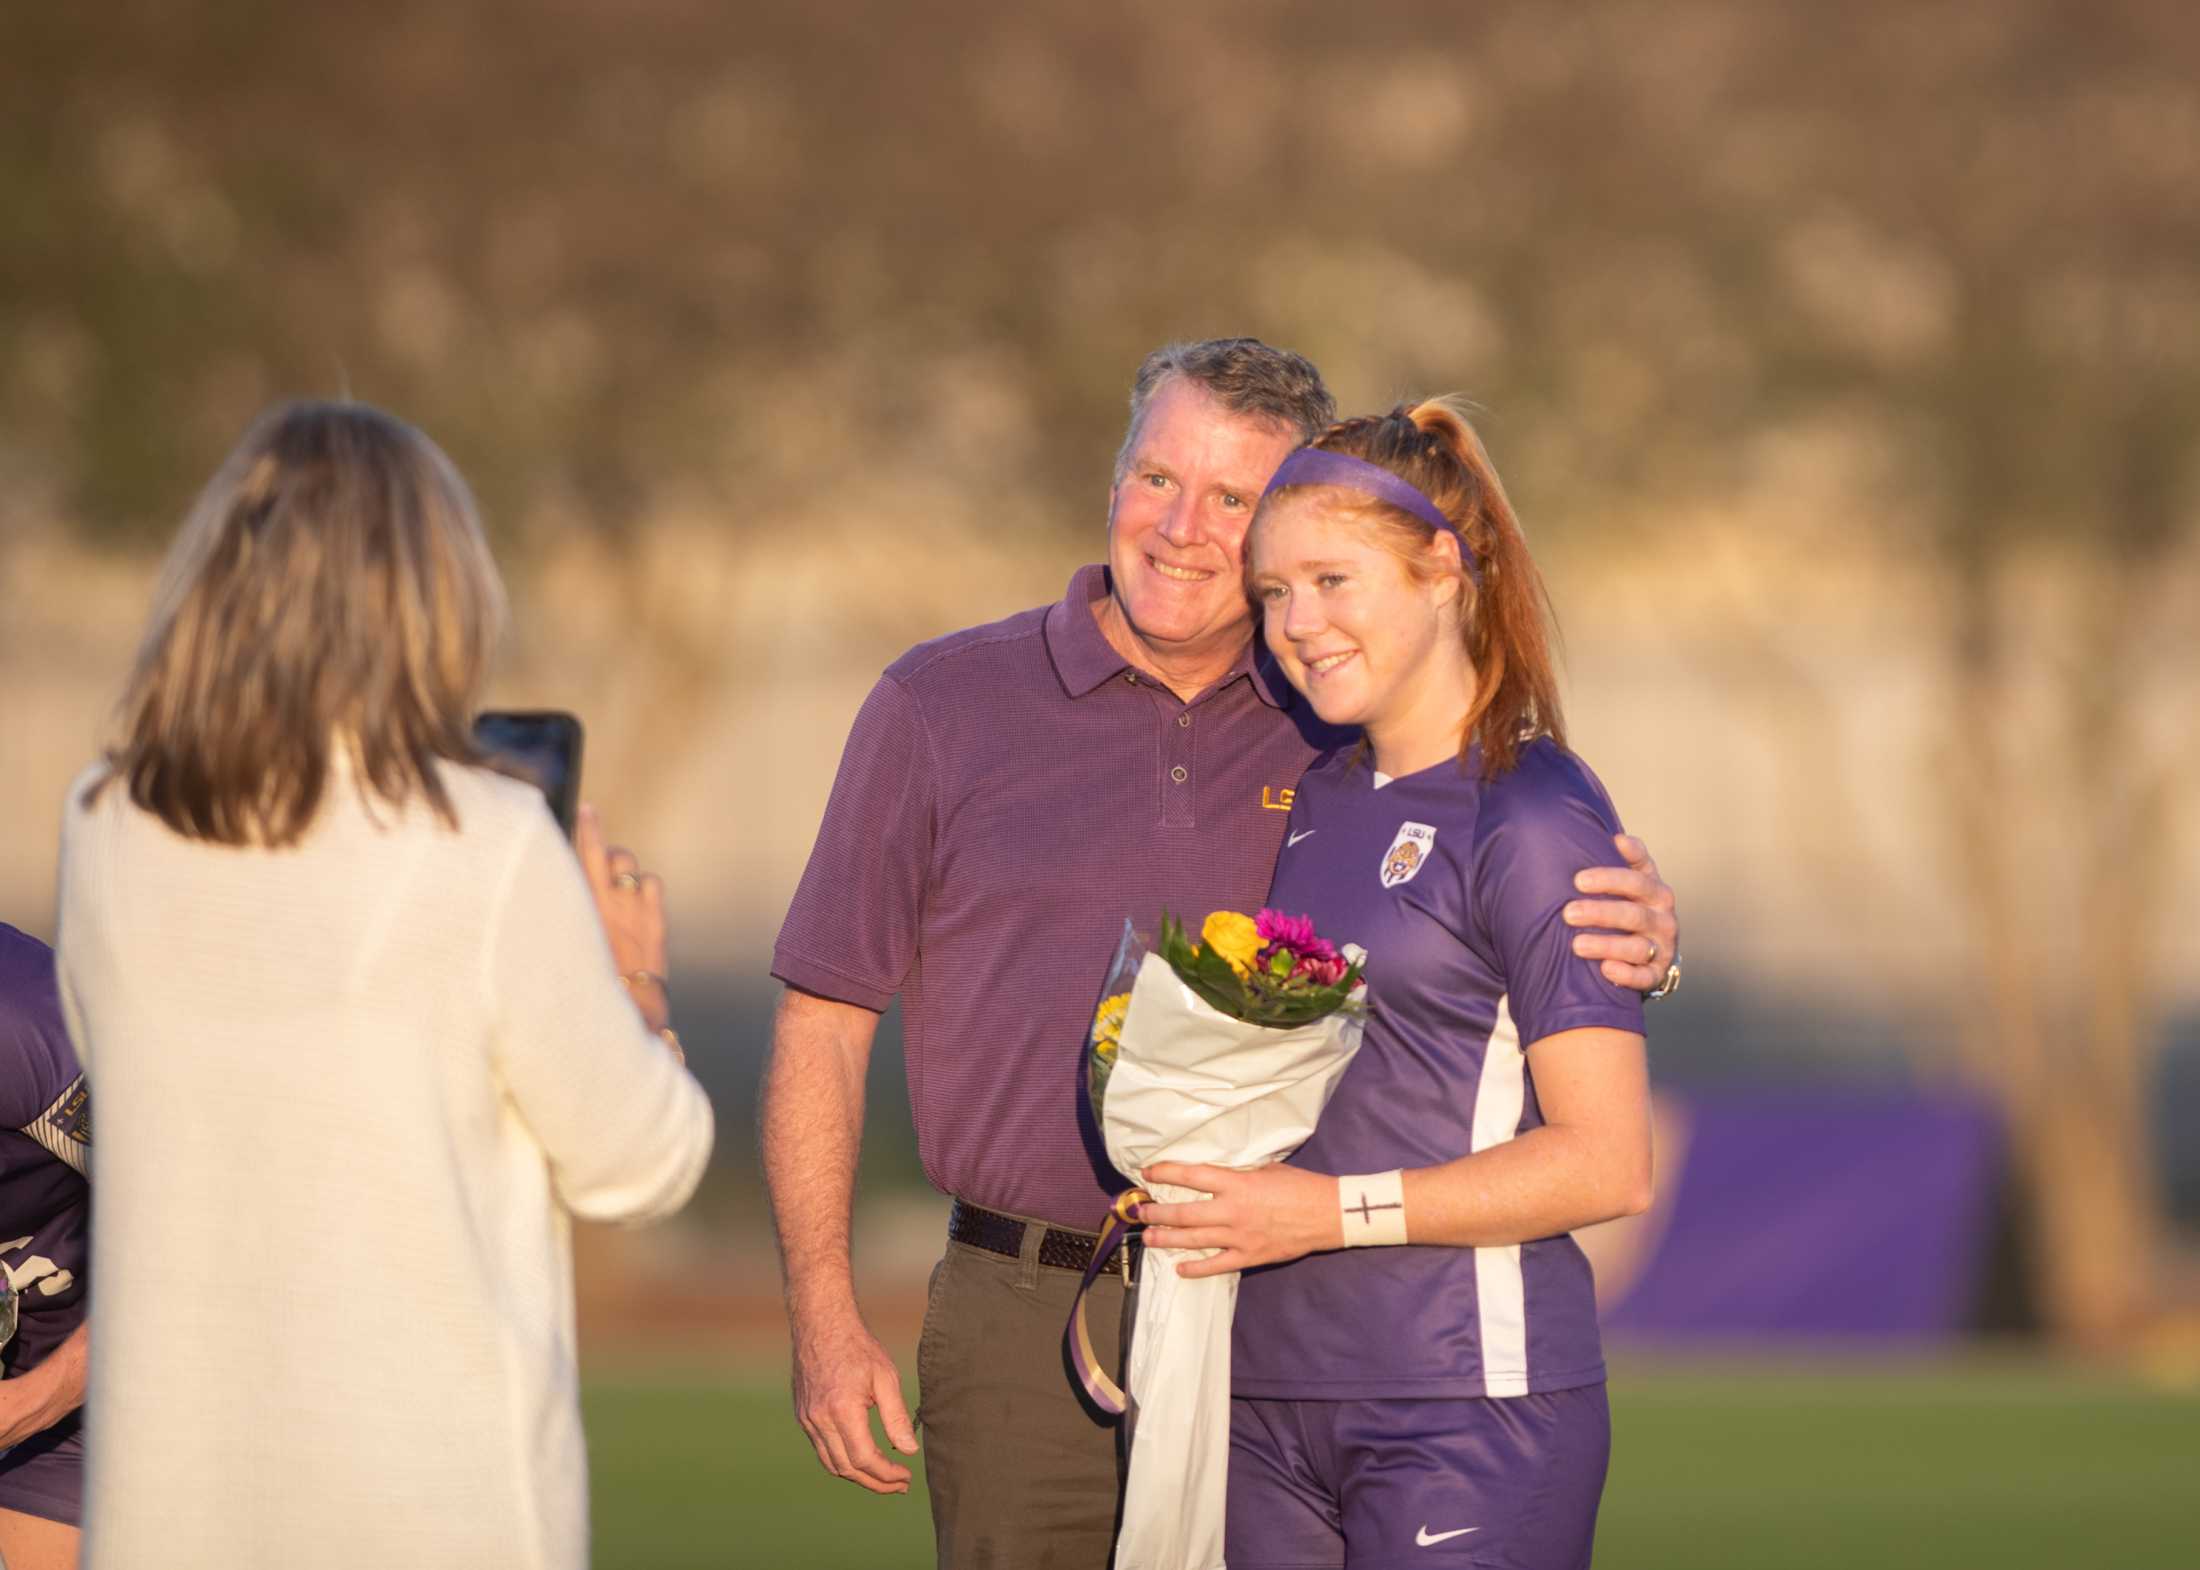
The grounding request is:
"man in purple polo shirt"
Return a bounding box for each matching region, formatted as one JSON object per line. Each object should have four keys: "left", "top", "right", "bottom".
{"left": 762, "top": 338, "right": 1681, "bottom": 1567}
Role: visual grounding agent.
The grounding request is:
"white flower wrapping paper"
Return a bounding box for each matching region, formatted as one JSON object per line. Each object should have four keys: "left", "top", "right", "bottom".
{"left": 1104, "top": 950, "right": 1365, "bottom": 1570}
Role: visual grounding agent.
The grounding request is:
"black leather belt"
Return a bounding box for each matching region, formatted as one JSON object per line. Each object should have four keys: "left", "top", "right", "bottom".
{"left": 950, "top": 1198, "right": 1136, "bottom": 1275}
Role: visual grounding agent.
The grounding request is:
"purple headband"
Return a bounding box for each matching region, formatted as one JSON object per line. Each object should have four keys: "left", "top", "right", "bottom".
{"left": 1259, "top": 447, "right": 1481, "bottom": 584}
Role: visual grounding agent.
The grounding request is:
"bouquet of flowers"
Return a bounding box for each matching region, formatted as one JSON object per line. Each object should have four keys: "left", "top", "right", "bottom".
{"left": 1086, "top": 911, "right": 1361, "bottom": 1123}
{"left": 1072, "top": 910, "right": 1367, "bottom": 1570}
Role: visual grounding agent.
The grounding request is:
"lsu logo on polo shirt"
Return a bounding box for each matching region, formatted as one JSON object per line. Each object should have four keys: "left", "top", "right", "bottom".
{"left": 1380, "top": 822, "right": 1437, "bottom": 888}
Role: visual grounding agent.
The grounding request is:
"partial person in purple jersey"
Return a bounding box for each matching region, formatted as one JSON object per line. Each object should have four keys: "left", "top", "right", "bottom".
{"left": 1140, "top": 397, "right": 1659, "bottom": 1570}
{"left": 0, "top": 924, "right": 91, "bottom": 1570}
{"left": 763, "top": 342, "right": 1681, "bottom": 1568}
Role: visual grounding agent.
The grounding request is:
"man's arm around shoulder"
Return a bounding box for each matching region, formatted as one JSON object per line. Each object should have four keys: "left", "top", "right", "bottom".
{"left": 760, "top": 985, "right": 919, "bottom": 1495}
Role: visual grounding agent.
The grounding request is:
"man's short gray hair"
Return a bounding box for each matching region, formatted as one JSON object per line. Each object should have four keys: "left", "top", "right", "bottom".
{"left": 1114, "top": 338, "right": 1335, "bottom": 479}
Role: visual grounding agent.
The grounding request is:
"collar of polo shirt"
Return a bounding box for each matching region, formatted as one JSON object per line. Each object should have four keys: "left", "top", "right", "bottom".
{"left": 1044, "top": 564, "right": 1292, "bottom": 709}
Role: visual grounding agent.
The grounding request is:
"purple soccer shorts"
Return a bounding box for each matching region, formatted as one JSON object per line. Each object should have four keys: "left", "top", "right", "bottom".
{"left": 0, "top": 1410, "right": 84, "bottom": 1527}
{"left": 1225, "top": 1385, "right": 1610, "bottom": 1569}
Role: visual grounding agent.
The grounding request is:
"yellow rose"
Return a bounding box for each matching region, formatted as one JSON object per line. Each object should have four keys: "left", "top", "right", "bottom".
{"left": 1200, "top": 911, "right": 1263, "bottom": 978}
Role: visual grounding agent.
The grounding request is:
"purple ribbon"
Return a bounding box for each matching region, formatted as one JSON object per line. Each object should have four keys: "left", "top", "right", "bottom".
{"left": 1260, "top": 447, "right": 1481, "bottom": 585}
{"left": 1064, "top": 1188, "right": 1146, "bottom": 1416}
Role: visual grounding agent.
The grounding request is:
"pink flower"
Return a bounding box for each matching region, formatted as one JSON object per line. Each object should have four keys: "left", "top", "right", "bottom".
{"left": 1255, "top": 909, "right": 1337, "bottom": 965}
{"left": 1292, "top": 954, "right": 1348, "bottom": 987}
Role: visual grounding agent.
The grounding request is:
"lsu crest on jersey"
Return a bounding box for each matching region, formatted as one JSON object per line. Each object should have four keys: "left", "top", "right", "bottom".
{"left": 1379, "top": 821, "right": 1438, "bottom": 888}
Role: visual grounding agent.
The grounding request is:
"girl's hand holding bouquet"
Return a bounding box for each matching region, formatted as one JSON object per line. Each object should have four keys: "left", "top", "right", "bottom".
{"left": 1135, "top": 1160, "right": 1345, "bottom": 1276}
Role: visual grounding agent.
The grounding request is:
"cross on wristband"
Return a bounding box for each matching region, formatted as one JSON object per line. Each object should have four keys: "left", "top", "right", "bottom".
{"left": 1338, "top": 1170, "right": 1408, "bottom": 1247}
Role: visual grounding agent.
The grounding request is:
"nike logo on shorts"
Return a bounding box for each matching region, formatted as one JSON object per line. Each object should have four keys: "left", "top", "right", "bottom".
{"left": 1417, "top": 1525, "right": 1481, "bottom": 1546}
{"left": 1288, "top": 829, "right": 1317, "bottom": 846}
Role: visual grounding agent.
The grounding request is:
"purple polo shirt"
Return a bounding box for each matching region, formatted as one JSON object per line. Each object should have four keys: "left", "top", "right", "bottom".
{"left": 774, "top": 565, "right": 1348, "bottom": 1228}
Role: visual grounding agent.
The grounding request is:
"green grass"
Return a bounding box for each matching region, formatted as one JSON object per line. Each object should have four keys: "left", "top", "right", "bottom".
{"left": 584, "top": 1358, "right": 2200, "bottom": 1569}
{"left": 586, "top": 1368, "right": 934, "bottom": 1570}
{"left": 1605, "top": 1360, "right": 2200, "bottom": 1569}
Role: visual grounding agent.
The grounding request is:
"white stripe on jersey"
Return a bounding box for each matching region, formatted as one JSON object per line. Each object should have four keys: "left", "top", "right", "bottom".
{"left": 1470, "top": 996, "right": 1531, "bottom": 1397}
{"left": 26, "top": 1073, "right": 91, "bottom": 1178}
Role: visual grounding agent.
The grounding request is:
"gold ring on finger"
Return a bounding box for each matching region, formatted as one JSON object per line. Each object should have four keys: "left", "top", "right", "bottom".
{"left": 613, "top": 870, "right": 642, "bottom": 891}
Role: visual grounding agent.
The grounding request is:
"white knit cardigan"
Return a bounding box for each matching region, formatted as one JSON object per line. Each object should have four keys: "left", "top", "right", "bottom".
{"left": 56, "top": 760, "right": 714, "bottom": 1569}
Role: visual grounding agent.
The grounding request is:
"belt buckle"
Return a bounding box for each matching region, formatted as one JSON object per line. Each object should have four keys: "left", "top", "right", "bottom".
{"left": 1119, "top": 1233, "right": 1138, "bottom": 1291}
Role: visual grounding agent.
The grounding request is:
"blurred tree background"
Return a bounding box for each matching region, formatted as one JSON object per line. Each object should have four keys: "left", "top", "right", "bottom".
{"left": 4, "top": 0, "right": 2199, "bottom": 1350}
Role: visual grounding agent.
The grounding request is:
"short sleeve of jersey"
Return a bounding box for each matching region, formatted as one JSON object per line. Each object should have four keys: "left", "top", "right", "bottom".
{"left": 771, "top": 673, "right": 938, "bottom": 1012}
{"left": 0, "top": 924, "right": 90, "bottom": 1160}
{"left": 1469, "top": 746, "right": 1646, "bottom": 1049}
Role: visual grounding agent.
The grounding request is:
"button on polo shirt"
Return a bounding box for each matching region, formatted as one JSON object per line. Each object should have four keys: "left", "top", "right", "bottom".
{"left": 774, "top": 564, "right": 1349, "bottom": 1227}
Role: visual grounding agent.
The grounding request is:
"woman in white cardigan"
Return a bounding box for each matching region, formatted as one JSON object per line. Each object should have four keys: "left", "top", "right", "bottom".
{"left": 53, "top": 401, "right": 713, "bottom": 1570}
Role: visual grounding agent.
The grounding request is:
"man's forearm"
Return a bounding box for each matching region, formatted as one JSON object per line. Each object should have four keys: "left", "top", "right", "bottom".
{"left": 0, "top": 1319, "right": 87, "bottom": 1447}
{"left": 760, "top": 987, "right": 877, "bottom": 1320}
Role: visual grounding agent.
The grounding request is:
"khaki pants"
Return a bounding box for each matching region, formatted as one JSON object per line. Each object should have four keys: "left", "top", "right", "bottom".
{"left": 917, "top": 1224, "right": 1132, "bottom": 1570}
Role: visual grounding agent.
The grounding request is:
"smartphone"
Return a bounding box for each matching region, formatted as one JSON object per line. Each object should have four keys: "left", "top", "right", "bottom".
{"left": 473, "top": 710, "right": 585, "bottom": 838}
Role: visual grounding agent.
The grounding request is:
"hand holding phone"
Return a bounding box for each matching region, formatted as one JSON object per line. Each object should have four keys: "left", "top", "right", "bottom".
{"left": 476, "top": 711, "right": 678, "bottom": 1057}
{"left": 574, "top": 804, "right": 672, "bottom": 1034}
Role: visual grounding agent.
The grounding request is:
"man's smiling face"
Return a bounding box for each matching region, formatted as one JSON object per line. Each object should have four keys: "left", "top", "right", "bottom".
{"left": 1104, "top": 377, "right": 1302, "bottom": 675}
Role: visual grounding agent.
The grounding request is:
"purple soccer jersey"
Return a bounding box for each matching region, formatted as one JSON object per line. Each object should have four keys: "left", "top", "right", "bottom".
{"left": 1232, "top": 740, "right": 1645, "bottom": 1401}
{"left": 0, "top": 924, "right": 90, "bottom": 1377}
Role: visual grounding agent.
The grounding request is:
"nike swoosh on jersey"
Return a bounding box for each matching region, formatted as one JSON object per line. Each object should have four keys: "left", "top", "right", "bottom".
{"left": 1287, "top": 829, "right": 1317, "bottom": 846}
{"left": 1416, "top": 1525, "right": 1481, "bottom": 1547}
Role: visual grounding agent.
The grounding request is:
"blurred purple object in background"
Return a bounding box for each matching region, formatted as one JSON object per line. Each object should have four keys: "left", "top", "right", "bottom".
{"left": 1602, "top": 1091, "right": 2003, "bottom": 1342}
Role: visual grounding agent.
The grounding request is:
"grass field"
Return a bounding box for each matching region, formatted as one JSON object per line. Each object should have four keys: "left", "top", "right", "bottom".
{"left": 584, "top": 1356, "right": 2200, "bottom": 1568}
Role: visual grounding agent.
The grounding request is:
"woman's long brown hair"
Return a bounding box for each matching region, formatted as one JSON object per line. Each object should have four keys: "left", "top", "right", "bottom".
{"left": 91, "top": 401, "right": 506, "bottom": 846}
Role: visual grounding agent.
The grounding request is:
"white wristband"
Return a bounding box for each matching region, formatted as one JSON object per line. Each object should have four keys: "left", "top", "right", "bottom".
{"left": 1338, "top": 1170, "right": 1408, "bottom": 1247}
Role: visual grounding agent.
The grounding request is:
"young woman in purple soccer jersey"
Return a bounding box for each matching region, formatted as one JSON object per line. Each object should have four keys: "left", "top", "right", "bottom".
{"left": 1139, "top": 399, "right": 1654, "bottom": 1570}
